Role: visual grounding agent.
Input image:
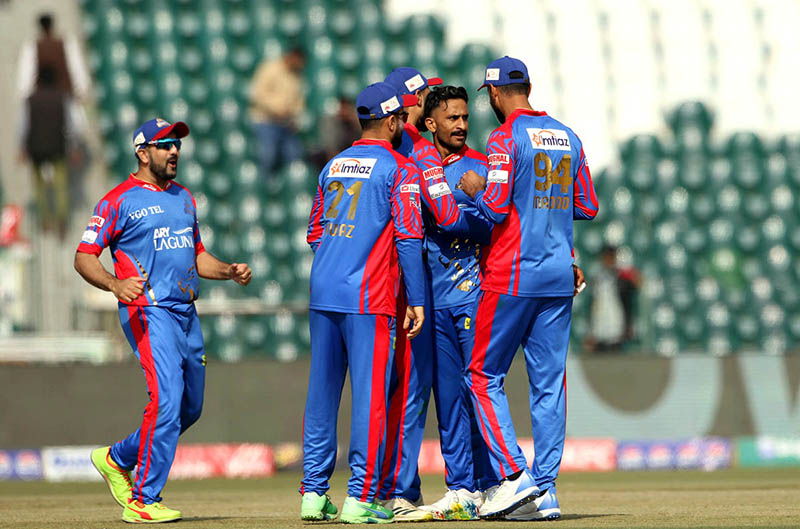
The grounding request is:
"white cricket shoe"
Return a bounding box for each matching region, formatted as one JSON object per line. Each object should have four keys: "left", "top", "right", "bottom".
{"left": 420, "top": 488, "right": 482, "bottom": 520}
{"left": 478, "top": 471, "right": 540, "bottom": 519}
{"left": 505, "top": 485, "right": 561, "bottom": 521}
{"left": 383, "top": 497, "right": 434, "bottom": 522}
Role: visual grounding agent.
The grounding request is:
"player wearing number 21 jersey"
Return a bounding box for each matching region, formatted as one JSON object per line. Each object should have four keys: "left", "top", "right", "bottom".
{"left": 458, "top": 56, "right": 598, "bottom": 521}
{"left": 300, "top": 82, "right": 426, "bottom": 524}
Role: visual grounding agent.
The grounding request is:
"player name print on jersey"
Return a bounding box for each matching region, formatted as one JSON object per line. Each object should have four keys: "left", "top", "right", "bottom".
{"left": 527, "top": 128, "right": 571, "bottom": 151}
{"left": 328, "top": 157, "right": 378, "bottom": 178}
{"left": 428, "top": 181, "right": 452, "bottom": 199}
{"left": 153, "top": 227, "right": 195, "bottom": 251}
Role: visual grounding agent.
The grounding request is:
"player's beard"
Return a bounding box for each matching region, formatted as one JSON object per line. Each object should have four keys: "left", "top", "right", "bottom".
{"left": 490, "top": 98, "right": 506, "bottom": 124}
{"left": 391, "top": 122, "right": 404, "bottom": 149}
{"left": 152, "top": 157, "right": 178, "bottom": 180}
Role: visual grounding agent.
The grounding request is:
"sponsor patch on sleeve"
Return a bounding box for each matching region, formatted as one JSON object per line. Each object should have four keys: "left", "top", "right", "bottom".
{"left": 81, "top": 230, "right": 98, "bottom": 244}
{"left": 427, "top": 182, "right": 452, "bottom": 199}
{"left": 488, "top": 169, "right": 509, "bottom": 183}
{"left": 88, "top": 215, "right": 105, "bottom": 228}
{"left": 488, "top": 153, "right": 510, "bottom": 166}
{"left": 422, "top": 166, "right": 444, "bottom": 180}
{"left": 400, "top": 184, "right": 420, "bottom": 193}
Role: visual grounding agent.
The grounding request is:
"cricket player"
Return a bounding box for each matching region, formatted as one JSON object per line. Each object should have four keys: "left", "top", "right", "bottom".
{"left": 75, "top": 118, "right": 252, "bottom": 523}
{"left": 300, "top": 82, "right": 425, "bottom": 524}
{"left": 412, "top": 85, "right": 499, "bottom": 520}
{"left": 458, "top": 56, "right": 598, "bottom": 520}
{"left": 378, "top": 67, "right": 486, "bottom": 522}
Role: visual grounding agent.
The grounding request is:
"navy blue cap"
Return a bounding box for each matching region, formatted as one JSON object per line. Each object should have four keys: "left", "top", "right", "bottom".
{"left": 356, "top": 82, "right": 419, "bottom": 120}
{"left": 384, "top": 67, "right": 443, "bottom": 95}
{"left": 132, "top": 118, "right": 190, "bottom": 152}
{"left": 478, "top": 56, "right": 530, "bottom": 91}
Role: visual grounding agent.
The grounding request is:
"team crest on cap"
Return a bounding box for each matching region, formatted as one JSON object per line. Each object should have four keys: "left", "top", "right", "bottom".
{"left": 381, "top": 96, "right": 400, "bottom": 113}
{"left": 133, "top": 132, "right": 146, "bottom": 150}
{"left": 486, "top": 68, "right": 500, "bottom": 81}
{"left": 156, "top": 118, "right": 170, "bottom": 128}
{"left": 404, "top": 74, "right": 424, "bottom": 92}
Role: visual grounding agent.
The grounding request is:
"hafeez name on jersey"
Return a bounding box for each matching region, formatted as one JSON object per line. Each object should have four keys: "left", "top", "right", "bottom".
{"left": 328, "top": 157, "right": 378, "bottom": 178}
{"left": 527, "top": 128, "right": 571, "bottom": 150}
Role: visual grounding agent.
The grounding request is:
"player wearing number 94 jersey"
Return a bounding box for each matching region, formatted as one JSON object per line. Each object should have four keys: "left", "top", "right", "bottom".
{"left": 458, "top": 56, "right": 598, "bottom": 521}
{"left": 300, "top": 82, "right": 426, "bottom": 524}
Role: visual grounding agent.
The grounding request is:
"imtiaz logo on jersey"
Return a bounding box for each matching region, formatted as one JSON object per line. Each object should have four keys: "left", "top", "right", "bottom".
{"left": 329, "top": 158, "right": 377, "bottom": 178}
{"left": 153, "top": 226, "right": 194, "bottom": 252}
{"left": 527, "top": 128, "right": 571, "bottom": 151}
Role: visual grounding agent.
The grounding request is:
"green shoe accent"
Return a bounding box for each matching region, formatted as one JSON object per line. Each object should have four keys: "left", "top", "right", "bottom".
{"left": 91, "top": 446, "right": 133, "bottom": 508}
{"left": 340, "top": 496, "right": 394, "bottom": 524}
{"left": 122, "top": 500, "right": 182, "bottom": 524}
{"left": 301, "top": 492, "right": 338, "bottom": 521}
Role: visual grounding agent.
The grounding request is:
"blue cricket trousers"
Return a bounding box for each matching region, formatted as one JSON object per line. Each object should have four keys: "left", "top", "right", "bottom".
{"left": 301, "top": 309, "right": 395, "bottom": 502}
{"left": 431, "top": 302, "right": 497, "bottom": 492}
{"left": 466, "top": 291, "right": 572, "bottom": 490}
{"left": 379, "top": 286, "right": 433, "bottom": 502}
{"left": 110, "top": 304, "right": 205, "bottom": 504}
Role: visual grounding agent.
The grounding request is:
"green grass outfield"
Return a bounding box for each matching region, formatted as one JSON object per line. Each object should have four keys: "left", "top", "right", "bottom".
{"left": 1, "top": 468, "right": 799, "bottom": 528}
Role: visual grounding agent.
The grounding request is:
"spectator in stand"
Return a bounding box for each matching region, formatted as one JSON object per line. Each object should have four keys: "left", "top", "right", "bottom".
{"left": 309, "top": 96, "right": 361, "bottom": 171}
{"left": 19, "top": 65, "right": 79, "bottom": 239}
{"left": 585, "top": 245, "right": 641, "bottom": 352}
{"left": 249, "top": 47, "right": 306, "bottom": 179}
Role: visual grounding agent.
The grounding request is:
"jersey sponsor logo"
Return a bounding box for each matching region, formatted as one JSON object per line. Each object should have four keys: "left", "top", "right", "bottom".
{"left": 422, "top": 166, "right": 444, "bottom": 180}
{"left": 404, "top": 74, "right": 425, "bottom": 92}
{"left": 488, "top": 153, "right": 510, "bottom": 166}
{"left": 527, "top": 128, "right": 571, "bottom": 151}
{"left": 485, "top": 68, "right": 500, "bottom": 81}
{"left": 400, "top": 184, "right": 420, "bottom": 193}
{"left": 381, "top": 96, "right": 400, "bottom": 114}
{"left": 427, "top": 181, "right": 451, "bottom": 199}
{"left": 88, "top": 215, "right": 105, "bottom": 228}
{"left": 488, "top": 169, "right": 509, "bottom": 183}
{"left": 328, "top": 158, "right": 377, "bottom": 179}
{"left": 153, "top": 226, "right": 195, "bottom": 252}
{"left": 129, "top": 205, "right": 165, "bottom": 220}
{"left": 81, "top": 230, "right": 98, "bottom": 244}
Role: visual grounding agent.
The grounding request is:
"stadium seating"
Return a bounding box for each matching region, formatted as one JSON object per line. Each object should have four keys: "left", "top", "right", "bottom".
{"left": 79, "top": 1, "right": 799, "bottom": 357}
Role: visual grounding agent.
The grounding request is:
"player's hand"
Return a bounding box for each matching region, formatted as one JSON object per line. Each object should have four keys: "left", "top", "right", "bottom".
{"left": 457, "top": 170, "right": 486, "bottom": 198}
{"left": 111, "top": 277, "right": 146, "bottom": 303}
{"left": 229, "top": 263, "right": 252, "bottom": 286}
{"left": 573, "top": 264, "right": 586, "bottom": 296}
{"left": 404, "top": 305, "right": 425, "bottom": 339}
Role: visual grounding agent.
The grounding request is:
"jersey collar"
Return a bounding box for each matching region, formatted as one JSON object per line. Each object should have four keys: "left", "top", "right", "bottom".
{"left": 129, "top": 173, "right": 171, "bottom": 192}
{"left": 441, "top": 144, "right": 469, "bottom": 166}
{"left": 507, "top": 108, "right": 548, "bottom": 123}
{"left": 352, "top": 138, "right": 393, "bottom": 150}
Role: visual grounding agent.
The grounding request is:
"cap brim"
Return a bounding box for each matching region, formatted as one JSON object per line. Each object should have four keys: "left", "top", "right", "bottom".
{"left": 400, "top": 94, "right": 419, "bottom": 107}
{"left": 153, "top": 121, "right": 190, "bottom": 141}
{"left": 427, "top": 77, "right": 443, "bottom": 86}
{"left": 477, "top": 83, "right": 489, "bottom": 91}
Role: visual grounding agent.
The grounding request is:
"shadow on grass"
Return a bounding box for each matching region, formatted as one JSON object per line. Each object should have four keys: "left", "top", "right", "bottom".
{"left": 560, "top": 513, "right": 628, "bottom": 521}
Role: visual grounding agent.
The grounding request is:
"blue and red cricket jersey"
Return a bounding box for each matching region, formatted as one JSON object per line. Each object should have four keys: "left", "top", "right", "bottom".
{"left": 466, "top": 108, "right": 598, "bottom": 490}
{"left": 77, "top": 174, "right": 206, "bottom": 309}
{"left": 474, "top": 109, "right": 598, "bottom": 297}
{"left": 307, "top": 138, "right": 425, "bottom": 313}
{"left": 77, "top": 174, "right": 208, "bottom": 504}
{"left": 426, "top": 145, "right": 493, "bottom": 308}
{"left": 302, "top": 138, "right": 425, "bottom": 503}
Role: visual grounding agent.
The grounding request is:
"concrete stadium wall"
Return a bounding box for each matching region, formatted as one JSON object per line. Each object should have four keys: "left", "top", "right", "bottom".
{"left": 2, "top": 355, "right": 798, "bottom": 448}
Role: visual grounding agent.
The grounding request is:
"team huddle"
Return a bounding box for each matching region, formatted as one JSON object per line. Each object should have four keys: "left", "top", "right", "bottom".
{"left": 302, "top": 56, "right": 598, "bottom": 523}
{"left": 74, "top": 54, "right": 596, "bottom": 524}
